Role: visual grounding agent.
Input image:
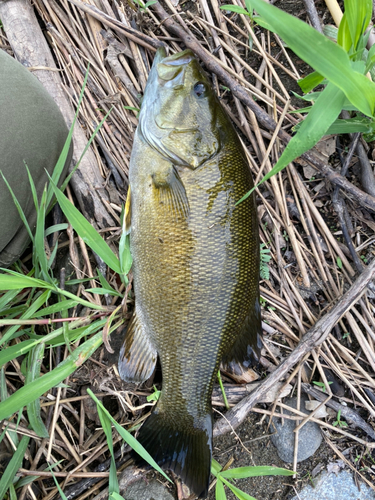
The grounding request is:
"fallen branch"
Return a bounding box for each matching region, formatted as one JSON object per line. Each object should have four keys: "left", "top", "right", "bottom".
{"left": 152, "top": 2, "right": 375, "bottom": 212}
{"left": 213, "top": 257, "right": 375, "bottom": 437}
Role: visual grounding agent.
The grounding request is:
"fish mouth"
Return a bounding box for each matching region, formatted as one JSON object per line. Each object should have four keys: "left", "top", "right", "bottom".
{"left": 157, "top": 50, "right": 195, "bottom": 87}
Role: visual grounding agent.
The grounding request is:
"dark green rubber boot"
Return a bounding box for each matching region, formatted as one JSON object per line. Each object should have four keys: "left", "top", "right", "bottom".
{"left": 0, "top": 49, "right": 73, "bottom": 267}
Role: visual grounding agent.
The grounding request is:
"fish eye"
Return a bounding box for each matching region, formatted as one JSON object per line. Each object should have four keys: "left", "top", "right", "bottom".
{"left": 193, "top": 82, "right": 206, "bottom": 98}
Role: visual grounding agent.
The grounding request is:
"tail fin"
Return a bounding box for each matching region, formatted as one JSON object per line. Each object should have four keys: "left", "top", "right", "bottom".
{"left": 133, "top": 410, "right": 212, "bottom": 498}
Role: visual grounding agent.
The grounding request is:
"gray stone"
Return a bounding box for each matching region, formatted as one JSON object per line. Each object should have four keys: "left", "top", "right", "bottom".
{"left": 292, "top": 470, "right": 375, "bottom": 500}
{"left": 122, "top": 478, "right": 175, "bottom": 500}
{"left": 270, "top": 396, "right": 322, "bottom": 463}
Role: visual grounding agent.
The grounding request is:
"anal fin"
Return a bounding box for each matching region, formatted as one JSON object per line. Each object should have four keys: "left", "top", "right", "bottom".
{"left": 221, "top": 297, "right": 262, "bottom": 380}
{"left": 118, "top": 310, "right": 157, "bottom": 383}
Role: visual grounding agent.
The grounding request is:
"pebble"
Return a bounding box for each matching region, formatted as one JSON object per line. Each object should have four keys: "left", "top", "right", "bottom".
{"left": 291, "top": 470, "right": 375, "bottom": 500}
{"left": 121, "top": 478, "right": 175, "bottom": 500}
{"left": 270, "top": 396, "right": 322, "bottom": 463}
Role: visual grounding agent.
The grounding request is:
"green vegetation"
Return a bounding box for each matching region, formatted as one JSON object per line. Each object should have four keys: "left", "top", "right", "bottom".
{"left": 211, "top": 459, "right": 295, "bottom": 500}
{"left": 221, "top": 0, "right": 375, "bottom": 202}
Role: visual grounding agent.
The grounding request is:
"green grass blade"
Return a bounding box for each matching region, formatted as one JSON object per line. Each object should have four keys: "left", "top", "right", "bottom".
{"left": 0, "top": 173, "right": 33, "bottom": 243}
{"left": 215, "top": 479, "right": 227, "bottom": 500}
{"left": 0, "top": 435, "right": 30, "bottom": 500}
{"left": 0, "top": 340, "right": 37, "bottom": 367}
{"left": 45, "top": 223, "right": 69, "bottom": 237}
{"left": 0, "top": 368, "right": 19, "bottom": 447}
{"left": 0, "top": 331, "right": 104, "bottom": 420}
{"left": 0, "top": 271, "right": 51, "bottom": 291}
{"left": 249, "top": 0, "right": 375, "bottom": 115}
{"left": 85, "top": 288, "right": 122, "bottom": 297}
{"left": 31, "top": 299, "right": 79, "bottom": 318}
{"left": 97, "top": 405, "right": 119, "bottom": 494}
{"left": 220, "top": 477, "right": 257, "bottom": 500}
{"left": 26, "top": 344, "right": 49, "bottom": 438}
{"left": 220, "top": 466, "right": 295, "bottom": 479}
{"left": 87, "top": 389, "right": 172, "bottom": 483}
{"left": 46, "top": 65, "right": 91, "bottom": 208}
{"left": 0, "top": 290, "right": 22, "bottom": 312}
{"left": 48, "top": 180, "right": 122, "bottom": 274}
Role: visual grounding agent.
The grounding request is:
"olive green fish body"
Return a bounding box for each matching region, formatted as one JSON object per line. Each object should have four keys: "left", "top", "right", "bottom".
{"left": 119, "top": 48, "right": 261, "bottom": 498}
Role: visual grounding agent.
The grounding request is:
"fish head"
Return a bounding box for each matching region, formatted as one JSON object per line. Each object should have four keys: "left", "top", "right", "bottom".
{"left": 139, "top": 48, "right": 223, "bottom": 169}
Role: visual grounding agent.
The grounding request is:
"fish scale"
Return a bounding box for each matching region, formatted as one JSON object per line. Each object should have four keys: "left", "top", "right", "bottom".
{"left": 118, "top": 47, "right": 261, "bottom": 498}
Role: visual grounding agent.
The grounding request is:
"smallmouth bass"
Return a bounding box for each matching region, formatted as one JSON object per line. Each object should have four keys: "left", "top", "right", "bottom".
{"left": 119, "top": 47, "right": 261, "bottom": 498}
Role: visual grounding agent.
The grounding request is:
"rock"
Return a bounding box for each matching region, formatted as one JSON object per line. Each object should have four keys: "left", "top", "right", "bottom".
{"left": 291, "top": 470, "right": 375, "bottom": 499}
{"left": 270, "top": 396, "right": 322, "bottom": 463}
{"left": 121, "top": 477, "right": 175, "bottom": 500}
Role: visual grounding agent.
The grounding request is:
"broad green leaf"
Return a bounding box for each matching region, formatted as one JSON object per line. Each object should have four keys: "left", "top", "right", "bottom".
{"left": 298, "top": 72, "right": 325, "bottom": 93}
{"left": 337, "top": 13, "right": 352, "bottom": 51}
{"left": 48, "top": 180, "right": 122, "bottom": 274}
{"left": 0, "top": 330, "right": 105, "bottom": 420}
{"left": 87, "top": 389, "right": 172, "bottom": 483}
{"left": 325, "top": 118, "right": 372, "bottom": 134}
{"left": 26, "top": 344, "right": 49, "bottom": 438}
{"left": 220, "top": 466, "right": 295, "bottom": 479}
{"left": 238, "top": 82, "right": 346, "bottom": 203}
{"left": 0, "top": 435, "right": 30, "bottom": 500}
{"left": 249, "top": 0, "right": 375, "bottom": 115}
{"left": 0, "top": 271, "right": 50, "bottom": 291}
{"left": 219, "top": 5, "right": 249, "bottom": 16}
{"left": 344, "top": 0, "right": 372, "bottom": 51}
{"left": 244, "top": 0, "right": 252, "bottom": 14}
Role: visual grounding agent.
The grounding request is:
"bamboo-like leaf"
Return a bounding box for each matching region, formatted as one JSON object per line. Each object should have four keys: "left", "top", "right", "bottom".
{"left": 0, "top": 331, "right": 104, "bottom": 420}
{"left": 26, "top": 344, "right": 49, "bottom": 438}
{"left": 48, "top": 180, "right": 122, "bottom": 274}
{"left": 337, "top": 13, "right": 352, "bottom": 52}
{"left": 0, "top": 435, "right": 30, "bottom": 500}
{"left": 249, "top": 0, "right": 375, "bottom": 115}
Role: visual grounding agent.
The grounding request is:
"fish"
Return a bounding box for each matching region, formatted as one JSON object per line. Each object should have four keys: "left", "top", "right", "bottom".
{"left": 118, "top": 46, "right": 262, "bottom": 498}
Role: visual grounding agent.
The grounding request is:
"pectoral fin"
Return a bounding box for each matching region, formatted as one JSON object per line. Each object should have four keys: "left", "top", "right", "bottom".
{"left": 152, "top": 165, "right": 189, "bottom": 219}
{"left": 118, "top": 310, "right": 157, "bottom": 383}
